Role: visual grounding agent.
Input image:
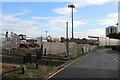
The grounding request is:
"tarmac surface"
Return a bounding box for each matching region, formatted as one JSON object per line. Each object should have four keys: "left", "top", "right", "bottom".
{"left": 49, "top": 49, "right": 119, "bottom": 79}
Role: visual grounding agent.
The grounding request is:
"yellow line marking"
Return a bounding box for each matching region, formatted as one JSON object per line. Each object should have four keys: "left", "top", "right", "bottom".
{"left": 48, "top": 53, "right": 90, "bottom": 79}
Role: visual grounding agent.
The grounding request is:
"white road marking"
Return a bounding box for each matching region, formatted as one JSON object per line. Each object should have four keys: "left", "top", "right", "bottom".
{"left": 105, "top": 51, "right": 120, "bottom": 63}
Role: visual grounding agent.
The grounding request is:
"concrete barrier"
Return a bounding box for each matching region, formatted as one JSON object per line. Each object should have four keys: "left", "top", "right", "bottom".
{"left": 42, "top": 42, "right": 96, "bottom": 56}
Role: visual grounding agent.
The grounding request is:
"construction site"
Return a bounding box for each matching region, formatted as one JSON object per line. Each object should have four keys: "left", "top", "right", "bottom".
{"left": 1, "top": 31, "right": 98, "bottom": 55}
{"left": 1, "top": 1, "right": 120, "bottom": 79}
{"left": 1, "top": 30, "right": 99, "bottom": 78}
{"left": 1, "top": 30, "right": 119, "bottom": 79}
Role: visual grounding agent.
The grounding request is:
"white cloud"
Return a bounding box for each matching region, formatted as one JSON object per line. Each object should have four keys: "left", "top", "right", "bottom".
{"left": 16, "top": 26, "right": 38, "bottom": 35}
{"left": 2, "top": 15, "right": 86, "bottom": 37}
{"left": 1, "top": 15, "right": 20, "bottom": 22}
{"left": 74, "top": 28, "right": 105, "bottom": 38}
{"left": 99, "top": 13, "right": 118, "bottom": 26}
{"left": 32, "top": 16, "right": 51, "bottom": 20}
{"left": 72, "top": 0, "right": 114, "bottom": 7}
{"left": 2, "top": 0, "right": 119, "bottom": 2}
{"left": 53, "top": 0, "right": 118, "bottom": 15}
{"left": 1, "top": 13, "right": 40, "bottom": 36}
{"left": 53, "top": 7, "right": 77, "bottom": 15}
{"left": 1, "top": 11, "right": 87, "bottom": 37}
{"left": 32, "top": 15, "right": 84, "bottom": 29}
{"left": 14, "top": 10, "right": 31, "bottom": 16}
{"left": 0, "top": 22, "right": 2, "bottom": 27}
{"left": 42, "top": 18, "right": 86, "bottom": 29}
{"left": 1, "top": 9, "right": 31, "bottom": 22}
{"left": 107, "top": 13, "right": 118, "bottom": 18}
{"left": 68, "top": 21, "right": 86, "bottom": 27}
{"left": 2, "top": 20, "right": 39, "bottom": 37}
{"left": 100, "top": 19, "right": 117, "bottom": 26}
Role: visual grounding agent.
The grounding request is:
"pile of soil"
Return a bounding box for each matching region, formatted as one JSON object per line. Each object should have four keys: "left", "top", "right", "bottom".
{"left": 2, "top": 63, "right": 20, "bottom": 72}
{"left": 2, "top": 48, "right": 36, "bottom": 56}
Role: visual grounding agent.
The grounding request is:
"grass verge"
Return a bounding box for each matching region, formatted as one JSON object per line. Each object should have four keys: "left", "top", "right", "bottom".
{"left": 2, "top": 53, "right": 88, "bottom": 79}
{"left": 2, "top": 64, "right": 54, "bottom": 79}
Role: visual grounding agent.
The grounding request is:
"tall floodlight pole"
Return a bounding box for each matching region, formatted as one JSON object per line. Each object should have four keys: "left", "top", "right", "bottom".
{"left": 45, "top": 31, "right": 48, "bottom": 39}
{"left": 5, "top": 31, "right": 8, "bottom": 49}
{"left": 66, "top": 21, "right": 69, "bottom": 56}
{"left": 66, "top": 22, "right": 68, "bottom": 40}
{"left": 68, "top": 4, "right": 75, "bottom": 39}
{"left": 116, "top": 23, "right": 119, "bottom": 33}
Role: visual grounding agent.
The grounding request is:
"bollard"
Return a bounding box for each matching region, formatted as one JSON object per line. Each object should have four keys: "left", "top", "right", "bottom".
{"left": 36, "top": 63, "right": 38, "bottom": 69}
{"left": 22, "top": 65, "right": 26, "bottom": 74}
{"left": 27, "top": 53, "right": 31, "bottom": 63}
{"left": 26, "top": 53, "right": 32, "bottom": 64}
{"left": 44, "top": 48, "right": 46, "bottom": 56}
{"left": 46, "top": 61, "right": 48, "bottom": 66}
{"left": 36, "top": 48, "right": 42, "bottom": 61}
{"left": 23, "top": 55, "right": 26, "bottom": 64}
{"left": 41, "top": 44, "right": 43, "bottom": 55}
{"left": 29, "top": 53, "right": 32, "bottom": 63}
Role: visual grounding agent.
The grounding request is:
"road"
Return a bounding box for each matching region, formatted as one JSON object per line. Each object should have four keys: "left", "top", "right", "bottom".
{"left": 107, "top": 50, "right": 120, "bottom": 61}
{"left": 49, "top": 49, "right": 119, "bottom": 79}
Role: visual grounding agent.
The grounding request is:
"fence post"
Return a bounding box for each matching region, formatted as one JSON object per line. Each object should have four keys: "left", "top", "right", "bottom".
{"left": 36, "top": 63, "right": 38, "bottom": 69}
{"left": 46, "top": 61, "right": 48, "bottom": 66}
{"left": 35, "top": 47, "right": 42, "bottom": 69}
{"left": 27, "top": 53, "right": 31, "bottom": 63}
{"left": 41, "top": 44, "right": 43, "bottom": 55}
{"left": 23, "top": 55, "right": 25, "bottom": 64}
{"left": 22, "top": 55, "right": 26, "bottom": 74}
{"left": 22, "top": 65, "right": 25, "bottom": 74}
{"left": 44, "top": 48, "right": 46, "bottom": 56}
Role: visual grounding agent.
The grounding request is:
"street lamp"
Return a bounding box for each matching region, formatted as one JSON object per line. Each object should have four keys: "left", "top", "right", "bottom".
{"left": 68, "top": 4, "right": 75, "bottom": 39}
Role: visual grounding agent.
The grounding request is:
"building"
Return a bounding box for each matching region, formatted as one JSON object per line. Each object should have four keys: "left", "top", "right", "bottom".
{"left": 11, "top": 33, "right": 20, "bottom": 48}
{"left": 2, "top": 32, "right": 20, "bottom": 49}
{"left": 106, "top": 26, "right": 118, "bottom": 36}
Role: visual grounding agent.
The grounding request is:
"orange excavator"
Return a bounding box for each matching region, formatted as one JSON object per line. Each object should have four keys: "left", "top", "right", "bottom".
{"left": 19, "top": 34, "right": 39, "bottom": 48}
{"left": 19, "top": 34, "right": 28, "bottom": 48}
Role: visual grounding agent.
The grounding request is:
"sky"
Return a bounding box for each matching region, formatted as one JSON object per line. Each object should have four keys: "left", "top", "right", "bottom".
{"left": 1, "top": 0, "right": 119, "bottom": 39}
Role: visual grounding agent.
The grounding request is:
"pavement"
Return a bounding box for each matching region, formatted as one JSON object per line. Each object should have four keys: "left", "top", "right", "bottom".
{"left": 49, "top": 49, "right": 119, "bottom": 79}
